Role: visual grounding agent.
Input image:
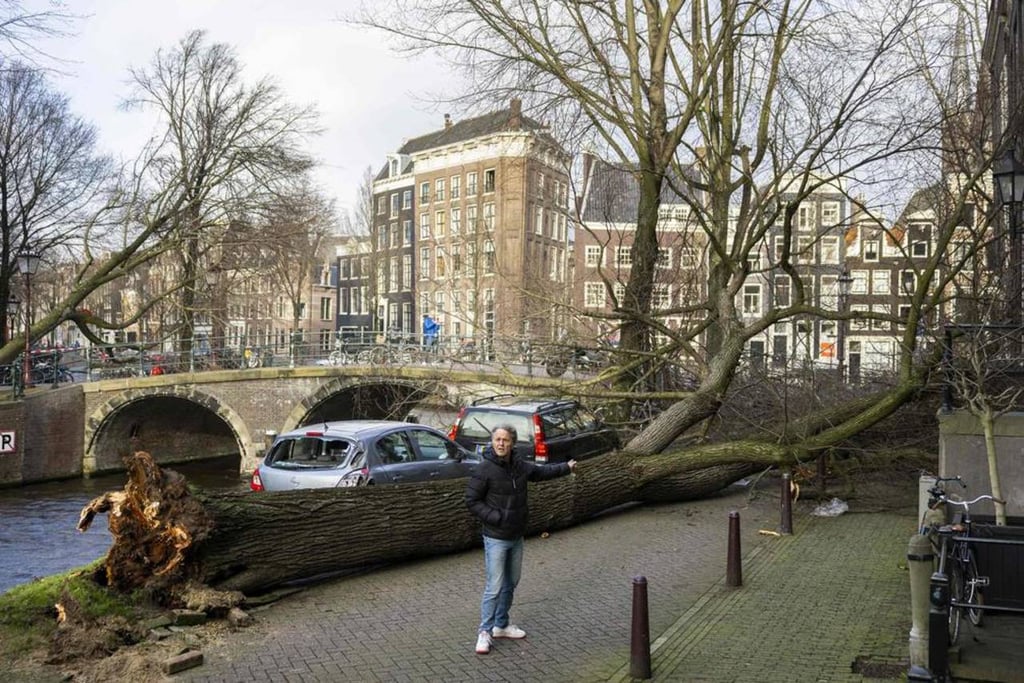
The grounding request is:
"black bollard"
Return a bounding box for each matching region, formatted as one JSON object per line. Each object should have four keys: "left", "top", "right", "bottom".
{"left": 780, "top": 472, "right": 793, "bottom": 535}
{"left": 727, "top": 511, "right": 742, "bottom": 587}
{"left": 630, "top": 576, "right": 652, "bottom": 680}
{"left": 928, "top": 570, "right": 949, "bottom": 682}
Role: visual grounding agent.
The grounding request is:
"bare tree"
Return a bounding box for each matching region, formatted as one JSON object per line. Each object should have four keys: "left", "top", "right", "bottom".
{"left": 0, "top": 0, "right": 76, "bottom": 66}
{"left": 0, "top": 60, "right": 113, "bottom": 351}
{"left": 124, "top": 30, "right": 320, "bottom": 349}
{"left": 344, "top": 1, "right": 1018, "bottom": 494}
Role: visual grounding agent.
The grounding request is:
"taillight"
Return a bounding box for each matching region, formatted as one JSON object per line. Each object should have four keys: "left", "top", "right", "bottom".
{"left": 250, "top": 467, "right": 264, "bottom": 491}
{"left": 532, "top": 414, "right": 548, "bottom": 463}
{"left": 448, "top": 408, "right": 466, "bottom": 441}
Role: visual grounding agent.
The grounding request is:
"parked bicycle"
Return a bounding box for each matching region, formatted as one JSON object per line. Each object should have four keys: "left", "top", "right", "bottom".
{"left": 923, "top": 475, "right": 1003, "bottom": 644}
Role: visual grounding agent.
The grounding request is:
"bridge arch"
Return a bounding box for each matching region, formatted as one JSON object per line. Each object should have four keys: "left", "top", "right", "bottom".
{"left": 281, "top": 376, "right": 459, "bottom": 433}
{"left": 83, "top": 386, "right": 254, "bottom": 476}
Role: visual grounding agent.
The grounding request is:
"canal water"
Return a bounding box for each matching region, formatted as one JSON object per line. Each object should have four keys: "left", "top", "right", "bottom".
{"left": 0, "top": 456, "right": 249, "bottom": 595}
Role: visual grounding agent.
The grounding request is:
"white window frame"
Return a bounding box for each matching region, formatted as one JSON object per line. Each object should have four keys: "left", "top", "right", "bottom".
{"left": 821, "top": 201, "right": 840, "bottom": 226}
{"left": 419, "top": 213, "right": 430, "bottom": 239}
{"left": 616, "top": 246, "right": 632, "bottom": 267}
{"left": 851, "top": 270, "right": 869, "bottom": 295}
{"left": 864, "top": 239, "right": 880, "bottom": 262}
{"left": 434, "top": 210, "right": 446, "bottom": 238}
{"left": 584, "top": 282, "right": 605, "bottom": 308}
{"left": 742, "top": 283, "right": 762, "bottom": 315}
{"left": 450, "top": 175, "right": 460, "bottom": 199}
{"left": 467, "top": 172, "right": 478, "bottom": 195}
{"left": 584, "top": 245, "right": 603, "bottom": 268}
{"left": 820, "top": 236, "right": 839, "bottom": 264}
{"left": 435, "top": 178, "right": 445, "bottom": 201}
{"left": 871, "top": 269, "right": 890, "bottom": 295}
{"left": 419, "top": 247, "right": 430, "bottom": 279}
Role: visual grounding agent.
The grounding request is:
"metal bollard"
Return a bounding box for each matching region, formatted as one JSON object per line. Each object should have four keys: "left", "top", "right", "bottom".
{"left": 726, "top": 511, "right": 742, "bottom": 587}
{"left": 630, "top": 576, "right": 652, "bottom": 680}
{"left": 780, "top": 472, "right": 793, "bottom": 535}
{"left": 906, "top": 534, "right": 933, "bottom": 673}
{"left": 928, "top": 570, "right": 949, "bottom": 682}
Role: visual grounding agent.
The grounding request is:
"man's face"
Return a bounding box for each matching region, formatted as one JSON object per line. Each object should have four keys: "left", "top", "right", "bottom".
{"left": 491, "top": 429, "right": 515, "bottom": 458}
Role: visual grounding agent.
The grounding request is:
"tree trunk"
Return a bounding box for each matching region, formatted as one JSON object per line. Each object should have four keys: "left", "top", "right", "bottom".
{"left": 980, "top": 408, "right": 1008, "bottom": 526}
{"left": 83, "top": 451, "right": 760, "bottom": 596}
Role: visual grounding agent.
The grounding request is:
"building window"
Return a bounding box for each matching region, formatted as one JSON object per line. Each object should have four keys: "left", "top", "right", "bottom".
{"left": 435, "top": 210, "right": 446, "bottom": 238}
{"left": 898, "top": 304, "right": 912, "bottom": 328}
{"left": 742, "top": 284, "right": 761, "bottom": 315}
{"left": 467, "top": 172, "right": 478, "bottom": 195}
{"left": 679, "top": 246, "right": 700, "bottom": 268}
{"left": 774, "top": 235, "right": 788, "bottom": 262}
{"left": 864, "top": 239, "right": 879, "bottom": 262}
{"left": 871, "top": 269, "right": 890, "bottom": 294}
{"left": 436, "top": 247, "right": 446, "bottom": 277}
{"left": 377, "top": 196, "right": 386, "bottom": 215}
{"left": 484, "top": 241, "right": 495, "bottom": 273}
{"left": 467, "top": 205, "right": 478, "bottom": 232}
{"left": 901, "top": 270, "right": 917, "bottom": 295}
{"left": 821, "top": 201, "right": 840, "bottom": 226}
{"left": 435, "top": 178, "right": 445, "bottom": 201}
{"left": 584, "top": 282, "right": 605, "bottom": 308}
{"left": 390, "top": 193, "right": 400, "bottom": 217}
{"left": 450, "top": 175, "right": 460, "bottom": 199}
{"left": 613, "top": 282, "right": 626, "bottom": 303}
{"left": 656, "top": 248, "right": 673, "bottom": 269}
{"left": 871, "top": 303, "right": 891, "bottom": 330}
{"left": 585, "top": 245, "right": 603, "bottom": 268}
{"left": 377, "top": 226, "right": 387, "bottom": 250}
{"left": 851, "top": 270, "right": 868, "bottom": 294}
{"left": 420, "top": 213, "right": 430, "bottom": 239}
{"left": 483, "top": 203, "right": 495, "bottom": 231}
{"left": 420, "top": 182, "right": 430, "bottom": 203}
{"left": 402, "top": 254, "right": 412, "bottom": 290}
{"left": 820, "top": 236, "right": 839, "bottom": 264}
{"left": 419, "top": 247, "right": 430, "bottom": 279}
{"left": 616, "top": 246, "right": 632, "bottom": 267}
{"left": 911, "top": 241, "right": 928, "bottom": 257}
{"left": 797, "top": 236, "right": 814, "bottom": 264}
{"left": 452, "top": 244, "right": 462, "bottom": 274}
{"left": 451, "top": 207, "right": 461, "bottom": 235}
{"left": 403, "top": 220, "right": 413, "bottom": 244}
{"left": 484, "top": 168, "right": 496, "bottom": 193}
{"left": 402, "top": 190, "right": 412, "bottom": 209}
{"left": 535, "top": 206, "right": 544, "bottom": 235}
{"left": 652, "top": 284, "right": 671, "bottom": 309}
{"left": 797, "top": 203, "right": 815, "bottom": 230}
{"left": 320, "top": 297, "right": 332, "bottom": 321}
{"left": 389, "top": 222, "right": 399, "bottom": 248}
{"left": 774, "top": 276, "right": 791, "bottom": 307}
{"left": 851, "top": 304, "right": 870, "bottom": 331}
{"left": 389, "top": 257, "right": 399, "bottom": 292}
{"left": 339, "top": 287, "right": 349, "bottom": 314}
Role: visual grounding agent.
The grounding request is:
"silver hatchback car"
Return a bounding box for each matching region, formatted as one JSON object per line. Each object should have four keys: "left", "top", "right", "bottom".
{"left": 250, "top": 420, "right": 478, "bottom": 491}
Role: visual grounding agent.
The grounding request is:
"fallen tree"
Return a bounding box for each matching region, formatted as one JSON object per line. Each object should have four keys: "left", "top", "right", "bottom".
{"left": 79, "top": 450, "right": 762, "bottom": 596}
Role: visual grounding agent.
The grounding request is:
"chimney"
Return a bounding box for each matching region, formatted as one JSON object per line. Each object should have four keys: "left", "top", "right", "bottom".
{"left": 509, "top": 97, "right": 522, "bottom": 129}
{"left": 444, "top": 113, "right": 452, "bottom": 129}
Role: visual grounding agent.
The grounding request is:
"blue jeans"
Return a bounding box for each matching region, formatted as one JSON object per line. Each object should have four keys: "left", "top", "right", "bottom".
{"left": 479, "top": 535, "right": 523, "bottom": 633}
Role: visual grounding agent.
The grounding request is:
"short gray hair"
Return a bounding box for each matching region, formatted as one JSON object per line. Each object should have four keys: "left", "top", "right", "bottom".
{"left": 491, "top": 424, "right": 518, "bottom": 441}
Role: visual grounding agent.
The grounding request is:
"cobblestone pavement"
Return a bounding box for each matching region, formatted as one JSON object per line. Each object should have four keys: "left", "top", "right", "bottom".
{"left": 182, "top": 480, "right": 916, "bottom": 683}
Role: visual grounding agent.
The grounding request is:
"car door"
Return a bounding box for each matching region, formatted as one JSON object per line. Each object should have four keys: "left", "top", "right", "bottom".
{"left": 407, "top": 427, "right": 478, "bottom": 481}
{"left": 370, "top": 429, "right": 435, "bottom": 484}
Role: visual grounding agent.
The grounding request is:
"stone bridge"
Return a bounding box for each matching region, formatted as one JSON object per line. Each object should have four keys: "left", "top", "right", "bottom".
{"left": 79, "top": 364, "right": 551, "bottom": 477}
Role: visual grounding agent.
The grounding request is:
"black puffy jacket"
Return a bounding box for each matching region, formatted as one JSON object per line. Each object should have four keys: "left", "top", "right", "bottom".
{"left": 465, "top": 446, "right": 571, "bottom": 540}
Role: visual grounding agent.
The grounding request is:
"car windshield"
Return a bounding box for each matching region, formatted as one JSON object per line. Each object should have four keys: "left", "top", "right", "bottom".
{"left": 266, "top": 437, "right": 354, "bottom": 469}
{"left": 460, "top": 412, "right": 534, "bottom": 445}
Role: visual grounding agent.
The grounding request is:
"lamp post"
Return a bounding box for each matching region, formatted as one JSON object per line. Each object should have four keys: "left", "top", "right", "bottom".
{"left": 17, "top": 252, "right": 41, "bottom": 391}
{"left": 992, "top": 151, "right": 1024, "bottom": 346}
{"left": 6, "top": 295, "right": 19, "bottom": 345}
{"left": 836, "top": 267, "right": 854, "bottom": 382}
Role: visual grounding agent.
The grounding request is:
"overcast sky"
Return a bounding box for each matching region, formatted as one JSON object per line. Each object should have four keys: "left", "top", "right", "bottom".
{"left": 31, "top": 0, "right": 459, "bottom": 219}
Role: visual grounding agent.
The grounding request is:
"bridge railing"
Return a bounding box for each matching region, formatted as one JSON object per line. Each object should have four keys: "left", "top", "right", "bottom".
{"left": 46, "top": 333, "right": 621, "bottom": 382}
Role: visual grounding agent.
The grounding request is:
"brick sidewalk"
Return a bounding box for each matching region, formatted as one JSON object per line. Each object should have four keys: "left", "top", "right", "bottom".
{"left": 181, "top": 484, "right": 915, "bottom": 682}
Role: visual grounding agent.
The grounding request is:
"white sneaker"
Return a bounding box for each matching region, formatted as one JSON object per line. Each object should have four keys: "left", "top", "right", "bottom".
{"left": 492, "top": 625, "right": 527, "bottom": 639}
{"left": 475, "top": 630, "right": 492, "bottom": 654}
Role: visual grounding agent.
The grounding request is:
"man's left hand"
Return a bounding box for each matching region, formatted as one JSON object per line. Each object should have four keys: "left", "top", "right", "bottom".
{"left": 567, "top": 459, "right": 577, "bottom": 473}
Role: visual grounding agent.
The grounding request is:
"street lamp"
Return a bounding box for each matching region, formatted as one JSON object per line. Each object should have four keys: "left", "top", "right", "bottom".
{"left": 993, "top": 150, "right": 1024, "bottom": 339}
{"left": 6, "top": 295, "right": 19, "bottom": 343}
{"left": 836, "top": 267, "right": 854, "bottom": 382}
{"left": 17, "top": 252, "right": 41, "bottom": 391}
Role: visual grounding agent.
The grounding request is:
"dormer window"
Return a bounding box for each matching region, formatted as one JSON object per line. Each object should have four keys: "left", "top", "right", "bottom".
{"left": 864, "top": 239, "right": 879, "bottom": 262}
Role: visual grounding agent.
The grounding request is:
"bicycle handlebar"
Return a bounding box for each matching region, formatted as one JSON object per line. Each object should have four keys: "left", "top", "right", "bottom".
{"left": 933, "top": 492, "right": 1007, "bottom": 508}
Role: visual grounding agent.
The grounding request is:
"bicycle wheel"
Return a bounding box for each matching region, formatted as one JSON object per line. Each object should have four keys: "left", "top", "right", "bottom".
{"left": 948, "top": 561, "right": 964, "bottom": 644}
{"left": 964, "top": 550, "right": 985, "bottom": 627}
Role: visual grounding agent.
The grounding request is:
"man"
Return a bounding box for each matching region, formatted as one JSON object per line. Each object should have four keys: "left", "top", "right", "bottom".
{"left": 465, "top": 425, "right": 577, "bottom": 655}
{"left": 422, "top": 313, "right": 439, "bottom": 348}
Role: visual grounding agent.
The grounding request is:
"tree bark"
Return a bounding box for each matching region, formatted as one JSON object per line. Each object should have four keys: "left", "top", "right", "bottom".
{"left": 83, "top": 450, "right": 760, "bottom": 596}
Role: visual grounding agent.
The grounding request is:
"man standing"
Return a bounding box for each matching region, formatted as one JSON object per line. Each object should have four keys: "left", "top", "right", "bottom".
{"left": 465, "top": 425, "right": 576, "bottom": 654}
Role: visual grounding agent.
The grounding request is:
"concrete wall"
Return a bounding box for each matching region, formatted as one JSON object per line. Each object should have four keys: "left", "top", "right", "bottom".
{"left": 938, "top": 410, "right": 1024, "bottom": 520}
